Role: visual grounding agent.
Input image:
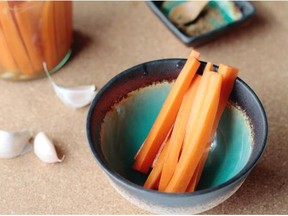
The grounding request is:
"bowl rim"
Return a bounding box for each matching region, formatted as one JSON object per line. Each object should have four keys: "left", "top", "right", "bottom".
{"left": 86, "top": 58, "right": 268, "bottom": 197}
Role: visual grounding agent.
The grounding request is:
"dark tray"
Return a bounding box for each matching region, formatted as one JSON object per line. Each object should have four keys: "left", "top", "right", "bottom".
{"left": 146, "top": 1, "right": 256, "bottom": 46}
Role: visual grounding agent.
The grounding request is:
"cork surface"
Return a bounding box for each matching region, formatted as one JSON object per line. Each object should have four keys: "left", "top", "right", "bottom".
{"left": 0, "top": 2, "right": 287, "bottom": 214}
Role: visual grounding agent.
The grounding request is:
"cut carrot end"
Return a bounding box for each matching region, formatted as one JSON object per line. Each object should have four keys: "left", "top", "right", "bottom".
{"left": 204, "top": 62, "right": 213, "bottom": 73}
{"left": 189, "top": 50, "right": 200, "bottom": 59}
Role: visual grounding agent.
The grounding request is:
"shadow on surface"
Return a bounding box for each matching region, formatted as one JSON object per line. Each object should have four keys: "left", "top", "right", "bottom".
{"left": 69, "top": 30, "right": 93, "bottom": 61}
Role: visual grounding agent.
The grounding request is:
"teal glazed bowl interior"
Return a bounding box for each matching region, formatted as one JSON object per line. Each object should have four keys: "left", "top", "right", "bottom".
{"left": 86, "top": 59, "right": 268, "bottom": 214}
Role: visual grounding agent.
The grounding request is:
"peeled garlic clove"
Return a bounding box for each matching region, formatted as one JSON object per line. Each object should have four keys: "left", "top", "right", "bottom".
{"left": 34, "top": 132, "right": 64, "bottom": 163}
{"left": 51, "top": 82, "right": 97, "bottom": 109}
{"left": 43, "top": 63, "right": 97, "bottom": 109}
{"left": 0, "top": 130, "right": 32, "bottom": 159}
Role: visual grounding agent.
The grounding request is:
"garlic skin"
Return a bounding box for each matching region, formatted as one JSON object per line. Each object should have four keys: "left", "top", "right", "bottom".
{"left": 0, "top": 130, "right": 32, "bottom": 159}
{"left": 43, "top": 63, "right": 97, "bottom": 109}
{"left": 34, "top": 132, "right": 64, "bottom": 163}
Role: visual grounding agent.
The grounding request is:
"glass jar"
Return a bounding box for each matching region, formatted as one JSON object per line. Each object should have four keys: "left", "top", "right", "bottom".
{"left": 0, "top": 1, "right": 72, "bottom": 81}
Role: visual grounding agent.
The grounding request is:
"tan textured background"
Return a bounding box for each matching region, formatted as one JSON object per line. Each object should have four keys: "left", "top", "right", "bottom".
{"left": 0, "top": 1, "right": 287, "bottom": 214}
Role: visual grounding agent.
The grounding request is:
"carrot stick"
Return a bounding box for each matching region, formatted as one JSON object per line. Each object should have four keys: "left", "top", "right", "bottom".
{"left": 158, "top": 74, "right": 201, "bottom": 191}
{"left": 41, "top": 1, "right": 58, "bottom": 70}
{"left": 133, "top": 50, "right": 201, "bottom": 174}
{"left": 185, "top": 62, "right": 214, "bottom": 193}
{"left": 204, "top": 62, "right": 213, "bottom": 73}
{"left": 188, "top": 64, "right": 239, "bottom": 192}
{"left": 54, "top": 1, "right": 69, "bottom": 61}
{"left": 186, "top": 160, "right": 202, "bottom": 192}
{"left": 186, "top": 147, "right": 210, "bottom": 192}
{"left": 14, "top": 2, "right": 44, "bottom": 74}
{"left": 165, "top": 70, "right": 213, "bottom": 192}
{"left": 0, "top": 2, "right": 34, "bottom": 75}
{"left": 190, "top": 50, "right": 200, "bottom": 59}
{"left": 144, "top": 138, "right": 171, "bottom": 190}
{"left": 64, "top": 1, "right": 73, "bottom": 53}
{"left": 211, "top": 64, "right": 238, "bottom": 135}
{"left": 174, "top": 62, "right": 213, "bottom": 193}
{"left": 151, "top": 125, "right": 174, "bottom": 168}
{"left": 165, "top": 71, "right": 222, "bottom": 193}
{"left": 0, "top": 24, "right": 18, "bottom": 72}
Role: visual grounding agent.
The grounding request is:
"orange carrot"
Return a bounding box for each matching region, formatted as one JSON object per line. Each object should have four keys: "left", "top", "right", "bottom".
{"left": 165, "top": 71, "right": 213, "bottom": 192}
{"left": 188, "top": 64, "right": 239, "bottom": 192}
{"left": 133, "top": 50, "right": 201, "bottom": 174}
{"left": 186, "top": 161, "right": 201, "bottom": 192}
{"left": 165, "top": 71, "right": 222, "bottom": 193}
{"left": 0, "top": 2, "right": 34, "bottom": 75}
{"left": 190, "top": 50, "right": 200, "bottom": 59}
{"left": 204, "top": 62, "right": 213, "bottom": 73}
{"left": 54, "top": 1, "right": 69, "bottom": 61}
{"left": 151, "top": 125, "right": 174, "bottom": 168}
{"left": 185, "top": 61, "right": 214, "bottom": 193}
{"left": 14, "top": 1, "right": 44, "bottom": 74}
{"left": 41, "top": 1, "right": 58, "bottom": 70}
{"left": 144, "top": 138, "right": 171, "bottom": 190}
{"left": 0, "top": 24, "right": 18, "bottom": 72}
{"left": 158, "top": 74, "right": 201, "bottom": 191}
{"left": 64, "top": 1, "right": 73, "bottom": 54}
{"left": 186, "top": 147, "right": 210, "bottom": 192}
{"left": 211, "top": 64, "right": 238, "bottom": 136}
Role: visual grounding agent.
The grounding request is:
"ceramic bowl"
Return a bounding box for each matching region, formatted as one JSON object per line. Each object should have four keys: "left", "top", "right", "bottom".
{"left": 146, "top": 1, "right": 256, "bottom": 46}
{"left": 86, "top": 59, "right": 268, "bottom": 214}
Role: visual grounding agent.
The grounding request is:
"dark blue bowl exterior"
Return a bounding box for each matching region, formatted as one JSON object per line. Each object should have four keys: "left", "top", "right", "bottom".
{"left": 146, "top": 1, "right": 256, "bottom": 46}
{"left": 104, "top": 166, "right": 247, "bottom": 214}
{"left": 86, "top": 59, "right": 268, "bottom": 213}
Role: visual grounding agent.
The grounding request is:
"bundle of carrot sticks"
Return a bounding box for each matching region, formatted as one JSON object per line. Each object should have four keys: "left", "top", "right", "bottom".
{"left": 133, "top": 50, "right": 238, "bottom": 193}
{"left": 0, "top": 1, "right": 72, "bottom": 79}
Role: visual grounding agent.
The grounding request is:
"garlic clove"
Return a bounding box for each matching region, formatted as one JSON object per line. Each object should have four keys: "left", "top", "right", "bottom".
{"left": 0, "top": 130, "right": 32, "bottom": 159}
{"left": 43, "top": 63, "right": 97, "bottom": 109}
{"left": 51, "top": 82, "right": 97, "bottom": 109}
{"left": 33, "top": 132, "right": 64, "bottom": 163}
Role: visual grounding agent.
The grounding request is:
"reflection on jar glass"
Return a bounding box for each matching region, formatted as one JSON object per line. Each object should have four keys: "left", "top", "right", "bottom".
{"left": 0, "top": 1, "right": 73, "bottom": 81}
